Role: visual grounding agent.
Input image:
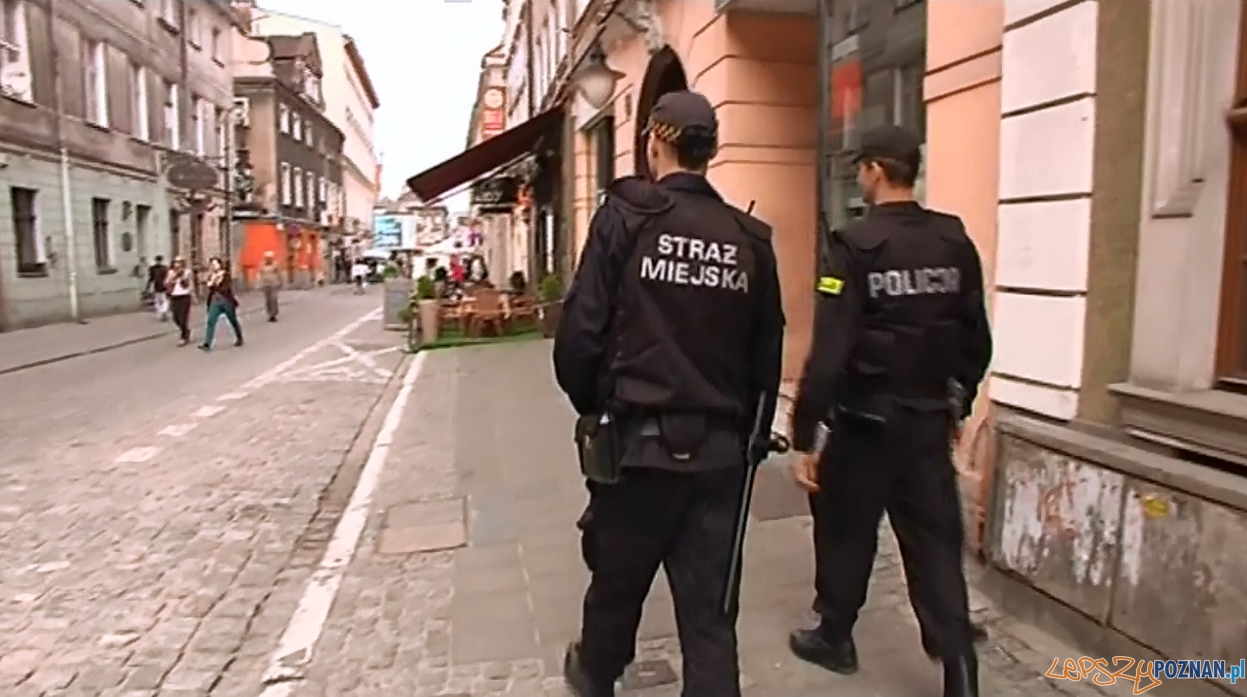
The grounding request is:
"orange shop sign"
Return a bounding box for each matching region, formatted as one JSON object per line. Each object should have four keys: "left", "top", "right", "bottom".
{"left": 482, "top": 87, "right": 507, "bottom": 139}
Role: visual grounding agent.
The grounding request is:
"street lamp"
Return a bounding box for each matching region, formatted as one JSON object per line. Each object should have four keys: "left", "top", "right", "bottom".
{"left": 572, "top": 42, "right": 624, "bottom": 110}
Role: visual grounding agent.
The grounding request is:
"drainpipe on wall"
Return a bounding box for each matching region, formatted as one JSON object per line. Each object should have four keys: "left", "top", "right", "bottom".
{"left": 47, "top": 0, "right": 83, "bottom": 323}
{"left": 524, "top": 1, "right": 542, "bottom": 284}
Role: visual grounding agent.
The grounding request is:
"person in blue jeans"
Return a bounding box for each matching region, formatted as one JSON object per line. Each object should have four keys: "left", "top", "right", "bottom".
{"left": 200, "top": 256, "right": 244, "bottom": 351}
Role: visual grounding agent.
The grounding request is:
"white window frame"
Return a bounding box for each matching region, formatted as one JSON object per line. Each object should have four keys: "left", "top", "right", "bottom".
{"left": 292, "top": 113, "right": 302, "bottom": 140}
{"left": 84, "top": 39, "right": 108, "bottom": 127}
{"left": 192, "top": 96, "right": 205, "bottom": 155}
{"left": 160, "top": 0, "right": 177, "bottom": 27}
{"left": 306, "top": 121, "right": 313, "bottom": 145}
{"left": 131, "top": 62, "right": 148, "bottom": 140}
{"left": 211, "top": 27, "right": 221, "bottom": 61}
{"left": 306, "top": 171, "right": 315, "bottom": 208}
{"left": 1, "top": 0, "right": 33, "bottom": 102}
{"left": 294, "top": 166, "right": 303, "bottom": 207}
{"left": 279, "top": 103, "right": 290, "bottom": 133}
{"left": 164, "top": 80, "right": 179, "bottom": 147}
{"left": 281, "top": 163, "right": 292, "bottom": 205}
{"left": 319, "top": 176, "right": 327, "bottom": 204}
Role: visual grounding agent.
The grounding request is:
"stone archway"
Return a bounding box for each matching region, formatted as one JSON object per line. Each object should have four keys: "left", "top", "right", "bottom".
{"left": 634, "top": 45, "right": 689, "bottom": 180}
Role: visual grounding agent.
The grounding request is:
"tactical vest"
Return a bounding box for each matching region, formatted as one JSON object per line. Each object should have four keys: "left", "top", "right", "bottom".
{"left": 837, "top": 206, "right": 972, "bottom": 419}
{"left": 609, "top": 187, "right": 767, "bottom": 419}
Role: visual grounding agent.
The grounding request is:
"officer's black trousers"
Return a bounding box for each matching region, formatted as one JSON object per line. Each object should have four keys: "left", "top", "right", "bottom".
{"left": 811, "top": 410, "right": 974, "bottom": 660}
{"left": 579, "top": 466, "right": 744, "bottom": 697}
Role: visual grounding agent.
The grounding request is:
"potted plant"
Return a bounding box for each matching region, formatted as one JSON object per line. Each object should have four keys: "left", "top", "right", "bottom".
{"left": 415, "top": 275, "right": 439, "bottom": 345}
{"left": 539, "top": 274, "right": 564, "bottom": 338}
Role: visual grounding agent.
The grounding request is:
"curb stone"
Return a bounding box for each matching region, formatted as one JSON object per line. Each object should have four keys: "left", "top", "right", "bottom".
{"left": 0, "top": 295, "right": 300, "bottom": 376}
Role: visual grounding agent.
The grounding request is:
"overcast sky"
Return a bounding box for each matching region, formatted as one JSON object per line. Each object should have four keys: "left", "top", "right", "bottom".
{"left": 258, "top": 0, "right": 505, "bottom": 210}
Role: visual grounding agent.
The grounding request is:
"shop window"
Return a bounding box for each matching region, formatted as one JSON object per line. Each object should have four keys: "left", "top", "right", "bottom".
{"left": 1217, "top": 10, "right": 1247, "bottom": 382}
{"left": 844, "top": 0, "right": 868, "bottom": 35}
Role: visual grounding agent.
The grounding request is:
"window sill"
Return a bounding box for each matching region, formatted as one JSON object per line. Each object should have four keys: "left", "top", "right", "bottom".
{"left": 1, "top": 92, "right": 36, "bottom": 108}
{"left": 17, "top": 267, "right": 48, "bottom": 278}
{"left": 85, "top": 120, "right": 110, "bottom": 133}
{"left": 96, "top": 266, "right": 118, "bottom": 275}
{"left": 189, "top": 41, "right": 201, "bottom": 51}
{"left": 158, "top": 18, "right": 180, "bottom": 35}
{"left": 213, "top": 57, "right": 224, "bottom": 68}
{"left": 1108, "top": 381, "right": 1247, "bottom": 469}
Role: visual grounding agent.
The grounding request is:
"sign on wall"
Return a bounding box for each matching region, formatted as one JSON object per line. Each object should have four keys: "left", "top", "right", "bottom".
{"left": 471, "top": 176, "right": 519, "bottom": 214}
{"left": 373, "top": 214, "right": 416, "bottom": 250}
{"left": 481, "top": 87, "right": 507, "bottom": 140}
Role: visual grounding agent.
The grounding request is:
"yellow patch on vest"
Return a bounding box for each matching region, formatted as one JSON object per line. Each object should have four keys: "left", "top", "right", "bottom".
{"left": 817, "top": 276, "right": 844, "bottom": 295}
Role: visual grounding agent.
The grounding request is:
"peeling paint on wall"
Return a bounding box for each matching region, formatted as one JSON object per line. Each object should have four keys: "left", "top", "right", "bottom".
{"left": 998, "top": 447, "right": 1122, "bottom": 587}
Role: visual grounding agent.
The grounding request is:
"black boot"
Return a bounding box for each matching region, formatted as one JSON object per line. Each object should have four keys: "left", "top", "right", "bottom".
{"left": 943, "top": 654, "right": 979, "bottom": 697}
{"left": 564, "top": 642, "right": 615, "bottom": 697}
{"left": 788, "top": 627, "right": 859, "bottom": 674}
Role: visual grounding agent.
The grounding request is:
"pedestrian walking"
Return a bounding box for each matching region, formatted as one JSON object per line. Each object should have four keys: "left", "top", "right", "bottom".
{"left": 199, "top": 257, "right": 244, "bottom": 351}
{"left": 351, "top": 258, "right": 369, "bottom": 294}
{"left": 552, "top": 90, "right": 785, "bottom": 697}
{"left": 259, "top": 251, "right": 283, "bottom": 322}
{"left": 147, "top": 255, "right": 169, "bottom": 321}
{"left": 166, "top": 257, "right": 195, "bottom": 346}
{"left": 786, "top": 125, "right": 993, "bottom": 697}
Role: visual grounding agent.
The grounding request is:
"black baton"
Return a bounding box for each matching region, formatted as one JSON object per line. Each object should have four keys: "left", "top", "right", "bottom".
{"left": 721, "top": 393, "right": 788, "bottom": 616}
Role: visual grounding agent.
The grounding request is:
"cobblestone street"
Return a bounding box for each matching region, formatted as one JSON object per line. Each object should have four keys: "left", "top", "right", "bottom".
{"left": 0, "top": 298, "right": 1169, "bottom": 697}
{"left": 0, "top": 289, "right": 411, "bottom": 697}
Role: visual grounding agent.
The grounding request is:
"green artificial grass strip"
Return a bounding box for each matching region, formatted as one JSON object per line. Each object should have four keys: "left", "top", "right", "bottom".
{"left": 406, "top": 324, "right": 545, "bottom": 352}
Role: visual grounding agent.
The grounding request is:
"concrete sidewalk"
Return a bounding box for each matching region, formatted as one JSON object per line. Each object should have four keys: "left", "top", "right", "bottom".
{"left": 270, "top": 340, "right": 1127, "bottom": 697}
{"left": 0, "top": 288, "right": 318, "bottom": 375}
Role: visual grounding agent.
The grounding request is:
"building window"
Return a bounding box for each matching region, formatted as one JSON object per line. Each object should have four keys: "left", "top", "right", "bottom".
{"left": 293, "top": 113, "right": 302, "bottom": 140}
{"left": 164, "top": 80, "right": 179, "bottom": 147}
{"left": 169, "top": 208, "right": 180, "bottom": 257}
{"left": 0, "top": 0, "right": 33, "bottom": 101}
{"left": 233, "top": 97, "right": 250, "bottom": 126}
{"left": 214, "top": 106, "right": 224, "bottom": 157}
{"left": 131, "top": 62, "right": 148, "bottom": 140}
{"left": 592, "top": 116, "right": 615, "bottom": 206}
{"left": 210, "top": 27, "right": 221, "bottom": 61}
{"left": 319, "top": 176, "right": 327, "bottom": 204}
{"left": 306, "top": 171, "right": 315, "bottom": 209}
{"left": 84, "top": 39, "right": 108, "bottom": 127}
{"left": 294, "top": 167, "right": 303, "bottom": 207}
{"left": 187, "top": 8, "right": 199, "bottom": 47}
{"left": 1217, "top": 12, "right": 1247, "bottom": 381}
{"left": 191, "top": 95, "right": 204, "bottom": 155}
{"left": 91, "top": 197, "right": 112, "bottom": 271}
{"left": 281, "top": 163, "right": 292, "bottom": 205}
{"left": 279, "top": 103, "right": 290, "bottom": 133}
{"left": 10, "top": 186, "right": 44, "bottom": 276}
{"left": 306, "top": 122, "right": 313, "bottom": 146}
{"left": 159, "top": 0, "right": 177, "bottom": 27}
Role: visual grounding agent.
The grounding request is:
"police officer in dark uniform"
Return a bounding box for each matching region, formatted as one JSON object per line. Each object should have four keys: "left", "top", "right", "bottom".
{"left": 552, "top": 90, "right": 785, "bottom": 697}
{"left": 786, "top": 124, "right": 992, "bottom": 697}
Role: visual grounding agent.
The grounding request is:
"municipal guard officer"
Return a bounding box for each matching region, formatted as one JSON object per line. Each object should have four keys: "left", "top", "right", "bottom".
{"left": 552, "top": 90, "right": 785, "bottom": 697}
{"left": 787, "top": 124, "right": 992, "bottom": 697}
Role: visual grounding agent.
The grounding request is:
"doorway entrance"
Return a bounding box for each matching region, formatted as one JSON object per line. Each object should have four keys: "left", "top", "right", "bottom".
{"left": 634, "top": 46, "right": 689, "bottom": 180}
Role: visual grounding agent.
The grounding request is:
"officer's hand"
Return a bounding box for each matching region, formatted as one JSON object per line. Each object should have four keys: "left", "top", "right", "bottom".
{"left": 792, "top": 451, "right": 820, "bottom": 493}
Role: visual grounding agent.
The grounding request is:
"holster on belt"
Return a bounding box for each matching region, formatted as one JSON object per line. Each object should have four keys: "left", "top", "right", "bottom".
{"left": 575, "top": 413, "right": 623, "bottom": 484}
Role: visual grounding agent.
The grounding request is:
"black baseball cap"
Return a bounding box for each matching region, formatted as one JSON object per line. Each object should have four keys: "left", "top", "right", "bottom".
{"left": 852, "top": 125, "right": 922, "bottom": 171}
{"left": 647, "top": 90, "right": 718, "bottom": 143}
